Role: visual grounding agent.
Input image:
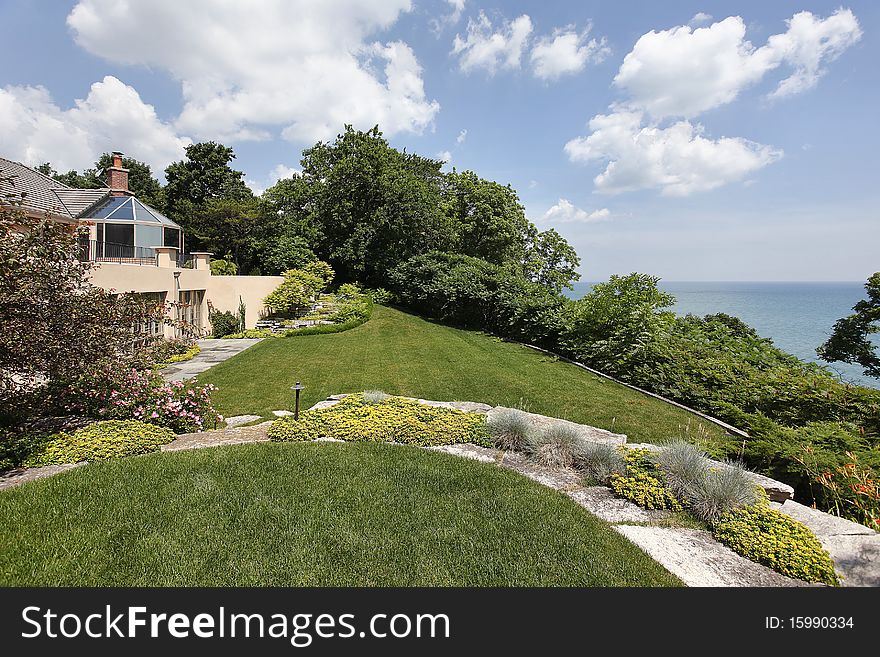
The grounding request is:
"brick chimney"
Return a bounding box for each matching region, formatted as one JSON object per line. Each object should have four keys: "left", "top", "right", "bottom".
{"left": 105, "top": 151, "right": 131, "bottom": 196}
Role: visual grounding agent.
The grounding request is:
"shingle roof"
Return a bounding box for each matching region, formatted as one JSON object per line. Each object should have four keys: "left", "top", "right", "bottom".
{"left": 0, "top": 156, "right": 109, "bottom": 220}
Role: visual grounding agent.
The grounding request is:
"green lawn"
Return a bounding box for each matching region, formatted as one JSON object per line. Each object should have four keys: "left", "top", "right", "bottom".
{"left": 200, "top": 305, "right": 729, "bottom": 448}
{"left": 0, "top": 442, "right": 681, "bottom": 586}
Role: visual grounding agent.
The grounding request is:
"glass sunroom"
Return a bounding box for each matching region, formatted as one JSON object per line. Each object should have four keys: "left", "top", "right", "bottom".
{"left": 81, "top": 196, "right": 183, "bottom": 264}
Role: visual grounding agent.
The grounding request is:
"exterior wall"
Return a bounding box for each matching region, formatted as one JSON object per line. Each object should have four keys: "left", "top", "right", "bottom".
{"left": 204, "top": 274, "right": 284, "bottom": 328}
{"left": 88, "top": 261, "right": 282, "bottom": 335}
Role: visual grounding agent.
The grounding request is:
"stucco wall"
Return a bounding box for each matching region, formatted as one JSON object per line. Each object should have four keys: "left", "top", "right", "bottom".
{"left": 88, "top": 262, "right": 282, "bottom": 333}
{"left": 205, "top": 274, "right": 284, "bottom": 328}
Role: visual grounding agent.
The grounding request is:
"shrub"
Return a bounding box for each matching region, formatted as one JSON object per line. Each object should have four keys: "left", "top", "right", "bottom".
{"left": 487, "top": 408, "right": 533, "bottom": 451}
{"left": 210, "top": 310, "right": 240, "bottom": 338}
{"left": 268, "top": 394, "right": 491, "bottom": 447}
{"left": 222, "top": 329, "right": 276, "bottom": 339}
{"left": 74, "top": 368, "right": 222, "bottom": 433}
{"left": 363, "top": 390, "right": 390, "bottom": 405}
{"left": 801, "top": 450, "right": 880, "bottom": 530}
{"left": 609, "top": 448, "right": 682, "bottom": 510}
{"left": 265, "top": 269, "right": 324, "bottom": 315}
{"left": 23, "top": 420, "right": 175, "bottom": 467}
{"left": 713, "top": 505, "right": 839, "bottom": 586}
{"left": 689, "top": 463, "right": 759, "bottom": 524}
{"left": 162, "top": 344, "right": 201, "bottom": 365}
{"left": 151, "top": 341, "right": 201, "bottom": 369}
{"left": 369, "top": 288, "right": 394, "bottom": 304}
{"left": 654, "top": 440, "right": 710, "bottom": 500}
{"left": 336, "top": 283, "right": 361, "bottom": 300}
{"left": 146, "top": 338, "right": 197, "bottom": 364}
{"left": 576, "top": 442, "right": 626, "bottom": 484}
{"left": 210, "top": 258, "right": 238, "bottom": 276}
{"left": 528, "top": 424, "right": 583, "bottom": 469}
{"left": 328, "top": 294, "right": 371, "bottom": 324}
{"left": 0, "top": 204, "right": 170, "bottom": 424}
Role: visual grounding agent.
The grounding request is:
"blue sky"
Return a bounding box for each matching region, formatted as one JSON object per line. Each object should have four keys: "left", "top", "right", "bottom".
{"left": 1, "top": 0, "right": 877, "bottom": 281}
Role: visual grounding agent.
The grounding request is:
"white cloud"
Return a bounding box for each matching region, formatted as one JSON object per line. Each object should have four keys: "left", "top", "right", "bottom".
{"left": 436, "top": 150, "right": 452, "bottom": 163}
{"left": 614, "top": 10, "right": 861, "bottom": 120}
{"left": 0, "top": 76, "right": 188, "bottom": 174}
{"left": 542, "top": 199, "right": 611, "bottom": 223}
{"left": 456, "top": 129, "right": 468, "bottom": 144}
{"left": 764, "top": 10, "right": 863, "bottom": 99}
{"left": 564, "top": 110, "right": 782, "bottom": 196}
{"left": 689, "top": 12, "right": 712, "bottom": 27}
{"left": 431, "top": 0, "right": 466, "bottom": 33}
{"left": 530, "top": 24, "right": 610, "bottom": 80}
{"left": 67, "top": 0, "right": 439, "bottom": 145}
{"left": 451, "top": 12, "right": 533, "bottom": 75}
{"left": 564, "top": 9, "right": 859, "bottom": 197}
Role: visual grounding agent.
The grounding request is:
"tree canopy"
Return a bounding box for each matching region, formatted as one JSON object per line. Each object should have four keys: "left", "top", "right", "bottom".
{"left": 818, "top": 273, "right": 880, "bottom": 378}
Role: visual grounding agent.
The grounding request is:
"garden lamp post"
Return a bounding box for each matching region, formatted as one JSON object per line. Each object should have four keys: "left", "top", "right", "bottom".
{"left": 291, "top": 381, "right": 305, "bottom": 420}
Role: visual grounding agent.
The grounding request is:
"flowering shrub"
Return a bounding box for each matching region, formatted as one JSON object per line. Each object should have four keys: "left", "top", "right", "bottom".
{"left": 801, "top": 449, "right": 880, "bottom": 530}
{"left": 78, "top": 368, "right": 222, "bottom": 433}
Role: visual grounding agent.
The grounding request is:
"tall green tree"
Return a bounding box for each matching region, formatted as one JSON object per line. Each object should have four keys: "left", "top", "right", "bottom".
{"left": 164, "top": 142, "right": 253, "bottom": 252}
{"left": 442, "top": 170, "right": 531, "bottom": 266}
{"left": 818, "top": 272, "right": 880, "bottom": 378}
{"left": 187, "top": 198, "right": 267, "bottom": 274}
{"left": 298, "top": 125, "right": 454, "bottom": 284}
{"left": 523, "top": 226, "right": 581, "bottom": 292}
{"left": 560, "top": 273, "right": 676, "bottom": 375}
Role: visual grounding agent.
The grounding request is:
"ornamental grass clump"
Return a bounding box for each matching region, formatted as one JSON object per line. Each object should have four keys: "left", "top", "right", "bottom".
{"left": 528, "top": 424, "right": 583, "bottom": 469}
{"left": 689, "top": 462, "right": 760, "bottom": 525}
{"left": 362, "top": 390, "right": 390, "bottom": 405}
{"left": 576, "top": 442, "right": 626, "bottom": 484}
{"left": 486, "top": 408, "right": 533, "bottom": 451}
{"left": 654, "top": 440, "right": 710, "bottom": 500}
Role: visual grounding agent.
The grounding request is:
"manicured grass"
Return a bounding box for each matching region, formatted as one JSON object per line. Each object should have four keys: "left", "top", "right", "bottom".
{"left": 0, "top": 442, "right": 681, "bottom": 586}
{"left": 200, "top": 305, "right": 729, "bottom": 448}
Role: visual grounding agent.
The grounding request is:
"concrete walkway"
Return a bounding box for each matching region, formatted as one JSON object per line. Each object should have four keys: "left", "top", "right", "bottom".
{"left": 161, "top": 338, "right": 263, "bottom": 381}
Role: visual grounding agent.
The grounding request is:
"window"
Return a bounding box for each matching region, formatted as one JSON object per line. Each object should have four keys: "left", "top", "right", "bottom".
{"left": 164, "top": 227, "right": 181, "bottom": 249}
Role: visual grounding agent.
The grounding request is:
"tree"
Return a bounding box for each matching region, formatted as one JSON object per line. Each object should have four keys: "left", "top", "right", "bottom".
{"left": 523, "top": 226, "right": 581, "bottom": 292}
{"left": 187, "top": 198, "right": 267, "bottom": 274}
{"left": 0, "top": 189, "right": 165, "bottom": 425}
{"left": 298, "top": 125, "right": 454, "bottom": 284}
{"left": 559, "top": 273, "right": 676, "bottom": 375}
{"left": 442, "top": 170, "right": 531, "bottom": 266}
{"left": 260, "top": 235, "right": 316, "bottom": 276}
{"left": 164, "top": 142, "right": 253, "bottom": 251}
{"left": 818, "top": 273, "right": 880, "bottom": 378}
{"left": 164, "top": 142, "right": 251, "bottom": 210}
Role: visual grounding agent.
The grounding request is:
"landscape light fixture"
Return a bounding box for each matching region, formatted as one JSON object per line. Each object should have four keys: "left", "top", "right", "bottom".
{"left": 291, "top": 381, "right": 305, "bottom": 420}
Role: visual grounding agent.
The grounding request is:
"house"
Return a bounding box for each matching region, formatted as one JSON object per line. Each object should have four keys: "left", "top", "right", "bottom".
{"left": 0, "top": 152, "right": 282, "bottom": 338}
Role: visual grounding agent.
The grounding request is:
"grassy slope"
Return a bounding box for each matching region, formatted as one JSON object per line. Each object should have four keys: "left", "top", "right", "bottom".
{"left": 0, "top": 442, "right": 681, "bottom": 586}
{"left": 201, "top": 305, "right": 728, "bottom": 448}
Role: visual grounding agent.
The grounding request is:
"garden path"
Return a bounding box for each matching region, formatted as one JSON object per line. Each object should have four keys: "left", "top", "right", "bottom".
{"left": 161, "top": 338, "right": 263, "bottom": 382}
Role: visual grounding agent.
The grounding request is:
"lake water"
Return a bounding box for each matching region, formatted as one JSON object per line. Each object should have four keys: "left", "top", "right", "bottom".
{"left": 566, "top": 281, "right": 879, "bottom": 389}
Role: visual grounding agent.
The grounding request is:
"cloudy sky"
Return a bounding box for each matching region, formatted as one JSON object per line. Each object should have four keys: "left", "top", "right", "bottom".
{"left": 1, "top": 0, "right": 876, "bottom": 281}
